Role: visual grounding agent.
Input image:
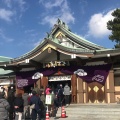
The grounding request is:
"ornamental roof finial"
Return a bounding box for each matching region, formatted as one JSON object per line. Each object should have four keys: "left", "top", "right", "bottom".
{"left": 57, "top": 18, "right": 63, "bottom": 25}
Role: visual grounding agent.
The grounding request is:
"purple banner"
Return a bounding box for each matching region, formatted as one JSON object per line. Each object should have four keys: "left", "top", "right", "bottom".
{"left": 16, "top": 64, "right": 111, "bottom": 88}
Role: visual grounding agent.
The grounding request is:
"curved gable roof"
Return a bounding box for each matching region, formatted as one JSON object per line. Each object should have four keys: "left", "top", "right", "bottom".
{"left": 0, "top": 19, "right": 110, "bottom": 64}
{"left": 49, "top": 19, "right": 106, "bottom": 50}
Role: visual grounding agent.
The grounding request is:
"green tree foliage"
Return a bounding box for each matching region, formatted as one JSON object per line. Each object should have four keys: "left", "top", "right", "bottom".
{"left": 107, "top": 8, "right": 120, "bottom": 48}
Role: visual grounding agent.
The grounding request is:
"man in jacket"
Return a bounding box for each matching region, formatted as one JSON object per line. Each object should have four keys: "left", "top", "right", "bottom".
{"left": 64, "top": 83, "right": 71, "bottom": 107}
{"left": 56, "top": 84, "right": 64, "bottom": 107}
{"left": 29, "top": 90, "right": 42, "bottom": 120}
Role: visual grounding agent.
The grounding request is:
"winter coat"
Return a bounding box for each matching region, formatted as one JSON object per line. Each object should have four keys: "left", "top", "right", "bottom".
{"left": 33, "top": 87, "right": 40, "bottom": 95}
{"left": 22, "top": 93, "right": 29, "bottom": 106}
{"left": 0, "top": 96, "right": 10, "bottom": 120}
{"left": 40, "top": 94, "right": 45, "bottom": 105}
{"left": 7, "top": 90, "right": 15, "bottom": 112}
{"left": 40, "top": 95, "right": 46, "bottom": 110}
{"left": 14, "top": 97, "right": 24, "bottom": 112}
{"left": 64, "top": 85, "right": 71, "bottom": 95}
{"left": 29, "top": 95, "right": 41, "bottom": 111}
{"left": 40, "top": 88, "right": 45, "bottom": 96}
{"left": 57, "top": 88, "right": 63, "bottom": 97}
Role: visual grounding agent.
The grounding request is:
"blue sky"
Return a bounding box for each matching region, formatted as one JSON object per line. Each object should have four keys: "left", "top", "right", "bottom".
{"left": 0, "top": 0, "right": 120, "bottom": 58}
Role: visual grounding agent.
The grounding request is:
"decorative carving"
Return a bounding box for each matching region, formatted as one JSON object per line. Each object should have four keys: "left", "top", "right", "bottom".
{"left": 45, "top": 61, "right": 66, "bottom": 68}
{"left": 48, "top": 48, "right": 52, "bottom": 53}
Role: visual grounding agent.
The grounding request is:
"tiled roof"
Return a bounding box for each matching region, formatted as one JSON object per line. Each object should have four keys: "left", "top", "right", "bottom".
{"left": 0, "top": 56, "right": 12, "bottom": 62}
{"left": 0, "top": 56, "right": 13, "bottom": 75}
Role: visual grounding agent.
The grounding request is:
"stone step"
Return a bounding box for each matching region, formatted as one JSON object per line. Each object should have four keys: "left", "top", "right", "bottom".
{"left": 55, "top": 104, "right": 120, "bottom": 119}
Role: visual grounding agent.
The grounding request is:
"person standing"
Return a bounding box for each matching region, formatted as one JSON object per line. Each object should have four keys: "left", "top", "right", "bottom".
{"left": 0, "top": 91, "right": 10, "bottom": 120}
{"left": 14, "top": 93, "right": 24, "bottom": 120}
{"left": 22, "top": 92, "right": 29, "bottom": 119}
{"left": 55, "top": 84, "right": 64, "bottom": 107}
{"left": 40, "top": 90, "right": 46, "bottom": 120}
{"left": 7, "top": 87, "right": 15, "bottom": 120}
{"left": 33, "top": 84, "right": 40, "bottom": 95}
{"left": 40, "top": 86, "right": 44, "bottom": 95}
{"left": 63, "top": 83, "right": 71, "bottom": 107}
{"left": 29, "top": 90, "right": 42, "bottom": 120}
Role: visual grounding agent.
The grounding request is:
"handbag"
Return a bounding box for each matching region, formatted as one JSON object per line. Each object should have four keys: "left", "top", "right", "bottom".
{"left": 30, "top": 104, "right": 35, "bottom": 109}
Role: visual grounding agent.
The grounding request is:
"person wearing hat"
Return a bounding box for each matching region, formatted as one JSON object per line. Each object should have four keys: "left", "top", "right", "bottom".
{"left": 0, "top": 91, "right": 10, "bottom": 120}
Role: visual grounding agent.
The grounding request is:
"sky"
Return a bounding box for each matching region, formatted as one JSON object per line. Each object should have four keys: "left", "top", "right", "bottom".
{"left": 0, "top": 0, "right": 120, "bottom": 58}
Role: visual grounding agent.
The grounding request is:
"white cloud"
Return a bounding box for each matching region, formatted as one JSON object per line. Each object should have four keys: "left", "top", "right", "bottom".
{"left": 0, "top": 9, "right": 14, "bottom": 22}
{"left": 88, "top": 10, "right": 114, "bottom": 38}
{"left": 0, "top": 29, "right": 14, "bottom": 42}
{"left": 41, "top": 16, "right": 57, "bottom": 27}
{"left": 79, "top": 0, "right": 88, "bottom": 14}
{"left": 40, "top": 0, "right": 75, "bottom": 27}
{"left": 16, "top": 0, "right": 26, "bottom": 12}
{"left": 24, "top": 29, "right": 35, "bottom": 34}
{"left": 2, "top": 0, "right": 27, "bottom": 22}
{"left": 44, "top": 0, "right": 64, "bottom": 9}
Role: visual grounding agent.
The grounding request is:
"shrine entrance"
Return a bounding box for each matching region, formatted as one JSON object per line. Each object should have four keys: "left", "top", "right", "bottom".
{"left": 88, "top": 82, "right": 105, "bottom": 103}
{"left": 48, "top": 74, "right": 77, "bottom": 103}
{"left": 48, "top": 75, "right": 71, "bottom": 88}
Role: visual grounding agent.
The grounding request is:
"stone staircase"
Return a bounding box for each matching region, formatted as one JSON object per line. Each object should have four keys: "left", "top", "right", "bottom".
{"left": 54, "top": 103, "right": 120, "bottom": 120}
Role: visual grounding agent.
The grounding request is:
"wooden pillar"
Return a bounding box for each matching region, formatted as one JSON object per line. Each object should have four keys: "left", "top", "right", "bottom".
{"left": 105, "top": 70, "right": 115, "bottom": 103}
{"left": 16, "top": 88, "right": 24, "bottom": 95}
{"left": 83, "top": 81, "right": 88, "bottom": 103}
{"left": 71, "top": 74, "right": 77, "bottom": 103}
{"left": 77, "top": 77, "right": 84, "bottom": 103}
{"left": 36, "top": 79, "right": 40, "bottom": 88}
{"left": 41, "top": 76, "right": 48, "bottom": 89}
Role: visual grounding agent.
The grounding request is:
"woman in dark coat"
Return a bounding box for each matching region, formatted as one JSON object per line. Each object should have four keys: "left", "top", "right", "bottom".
{"left": 14, "top": 93, "right": 24, "bottom": 120}
{"left": 7, "top": 87, "right": 15, "bottom": 120}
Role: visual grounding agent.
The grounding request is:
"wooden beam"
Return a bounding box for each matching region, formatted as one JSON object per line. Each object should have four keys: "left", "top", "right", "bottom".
{"left": 3, "top": 66, "right": 22, "bottom": 72}
{"left": 29, "top": 60, "right": 43, "bottom": 68}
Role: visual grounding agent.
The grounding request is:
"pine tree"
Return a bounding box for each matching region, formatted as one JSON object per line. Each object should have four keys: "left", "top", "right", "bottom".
{"left": 107, "top": 8, "right": 120, "bottom": 48}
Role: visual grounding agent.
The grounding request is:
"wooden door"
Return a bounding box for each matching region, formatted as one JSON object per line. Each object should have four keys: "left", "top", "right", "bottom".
{"left": 88, "top": 82, "right": 105, "bottom": 103}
